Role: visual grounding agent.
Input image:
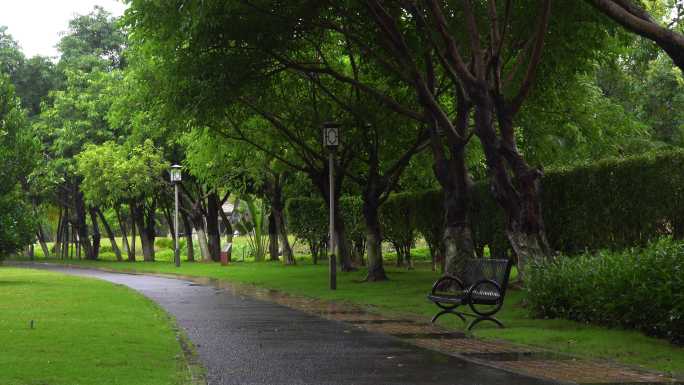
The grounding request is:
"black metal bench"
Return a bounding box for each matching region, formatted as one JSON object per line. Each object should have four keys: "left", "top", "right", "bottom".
{"left": 427, "top": 258, "right": 513, "bottom": 330}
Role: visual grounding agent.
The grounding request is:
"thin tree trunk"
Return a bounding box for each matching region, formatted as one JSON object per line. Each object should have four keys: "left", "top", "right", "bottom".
{"left": 396, "top": 246, "right": 405, "bottom": 267}
{"left": 88, "top": 208, "right": 101, "bottom": 259}
{"left": 37, "top": 226, "right": 50, "bottom": 259}
{"left": 114, "top": 207, "right": 135, "bottom": 262}
{"left": 129, "top": 202, "right": 137, "bottom": 261}
{"left": 275, "top": 208, "right": 294, "bottom": 265}
{"left": 73, "top": 226, "right": 78, "bottom": 259}
{"left": 163, "top": 205, "right": 176, "bottom": 245}
{"left": 53, "top": 206, "right": 64, "bottom": 255}
{"left": 97, "top": 208, "right": 122, "bottom": 261}
{"left": 309, "top": 240, "right": 319, "bottom": 264}
{"left": 73, "top": 190, "right": 94, "bottom": 260}
{"left": 116, "top": 206, "right": 132, "bottom": 261}
{"left": 62, "top": 215, "right": 69, "bottom": 260}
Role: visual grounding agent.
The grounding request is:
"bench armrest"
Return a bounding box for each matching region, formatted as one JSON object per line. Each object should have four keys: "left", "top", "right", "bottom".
{"left": 431, "top": 275, "right": 465, "bottom": 295}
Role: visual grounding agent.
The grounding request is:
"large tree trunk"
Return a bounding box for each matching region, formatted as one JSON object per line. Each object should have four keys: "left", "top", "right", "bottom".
{"left": 475, "top": 101, "right": 550, "bottom": 281}
{"left": 497, "top": 108, "right": 550, "bottom": 277}
{"left": 206, "top": 192, "right": 221, "bottom": 262}
{"left": 96, "top": 208, "right": 122, "bottom": 261}
{"left": 362, "top": 193, "right": 387, "bottom": 281}
{"left": 435, "top": 142, "right": 476, "bottom": 276}
{"left": 268, "top": 211, "right": 279, "bottom": 261}
{"left": 182, "top": 212, "right": 195, "bottom": 262}
{"left": 422, "top": 56, "right": 476, "bottom": 276}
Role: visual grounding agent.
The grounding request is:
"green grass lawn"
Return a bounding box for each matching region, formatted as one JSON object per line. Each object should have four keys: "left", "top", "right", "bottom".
{"left": 0, "top": 267, "right": 194, "bottom": 385}
{"left": 18, "top": 253, "right": 684, "bottom": 378}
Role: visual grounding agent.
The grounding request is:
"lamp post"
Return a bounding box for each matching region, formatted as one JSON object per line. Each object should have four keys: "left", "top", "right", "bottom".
{"left": 323, "top": 122, "right": 340, "bottom": 290}
{"left": 170, "top": 164, "right": 182, "bottom": 267}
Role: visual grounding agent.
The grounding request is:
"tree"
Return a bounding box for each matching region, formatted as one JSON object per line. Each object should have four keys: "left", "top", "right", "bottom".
{"left": 32, "top": 7, "right": 127, "bottom": 260}
{"left": 0, "top": 74, "right": 37, "bottom": 258}
{"left": 76, "top": 140, "right": 165, "bottom": 261}
{"left": 586, "top": 0, "right": 684, "bottom": 73}
{"left": 57, "top": 6, "right": 126, "bottom": 70}
{"left": 0, "top": 27, "right": 57, "bottom": 117}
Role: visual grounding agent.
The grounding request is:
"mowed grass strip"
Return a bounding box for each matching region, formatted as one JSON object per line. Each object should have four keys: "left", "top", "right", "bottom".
{"left": 0, "top": 267, "right": 190, "bottom": 385}
{"left": 30, "top": 257, "right": 684, "bottom": 377}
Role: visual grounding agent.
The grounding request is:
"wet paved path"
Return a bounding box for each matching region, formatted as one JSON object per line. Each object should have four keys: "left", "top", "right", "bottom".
{"left": 21, "top": 265, "right": 554, "bottom": 385}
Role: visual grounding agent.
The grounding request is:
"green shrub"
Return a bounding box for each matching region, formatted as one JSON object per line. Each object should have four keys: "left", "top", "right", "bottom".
{"left": 526, "top": 238, "right": 684, "bottom": 344}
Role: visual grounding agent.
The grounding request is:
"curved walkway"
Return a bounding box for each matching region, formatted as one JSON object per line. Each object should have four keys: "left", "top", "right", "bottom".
{"left": 19, "top": 264, "right": 553, "bottom": 385}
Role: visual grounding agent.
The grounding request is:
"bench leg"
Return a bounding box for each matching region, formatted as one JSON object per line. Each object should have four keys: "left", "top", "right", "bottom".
{"left": 431, "top": 309, "right": 466, "bottom": 324}
{"left": 467, "top": 316, "right": 504, "bottom": 331}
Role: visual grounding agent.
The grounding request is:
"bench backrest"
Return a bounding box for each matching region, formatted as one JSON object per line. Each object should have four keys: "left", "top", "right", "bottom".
{"left": 460, "top": 258, "right": 513, "bottom": 297}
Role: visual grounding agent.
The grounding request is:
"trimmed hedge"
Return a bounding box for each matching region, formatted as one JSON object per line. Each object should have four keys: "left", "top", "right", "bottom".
{"left": 439, "top": 150, "right": 684, "bottom": 256}
{"left": 525, "top": 238, "right": 684, "bottom": 344}
{"left": 286, "top": 150, "right": 684, "bottom": 257}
